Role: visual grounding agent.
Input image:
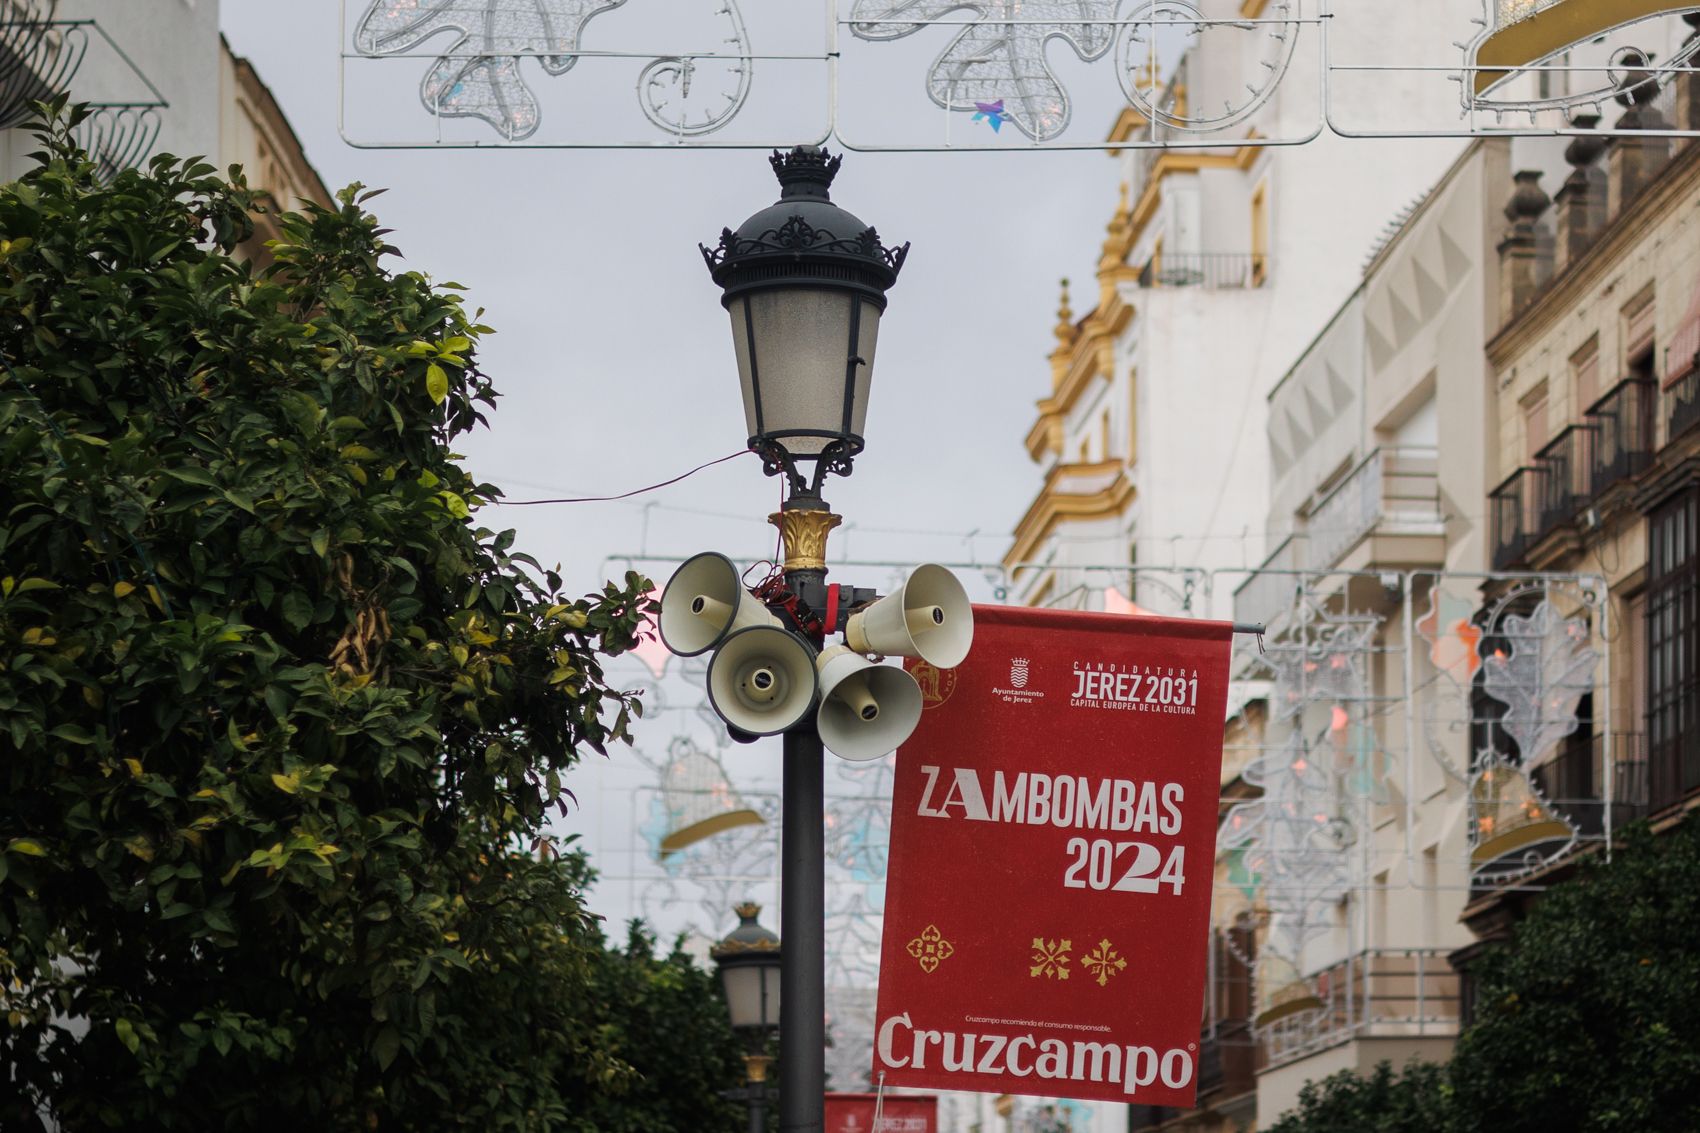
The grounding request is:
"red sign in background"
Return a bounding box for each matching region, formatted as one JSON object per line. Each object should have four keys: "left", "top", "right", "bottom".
{"left": 824, "top": 1092, "right": 938, "bottom": 1133}
{"left": 873, "top": 606, "right": 1233, "bottom": 1107}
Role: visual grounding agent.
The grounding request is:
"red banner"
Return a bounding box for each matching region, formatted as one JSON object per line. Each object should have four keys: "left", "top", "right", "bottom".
{"left": 873, "top": 606, "right": 1233, "bottom": 1107}
{"left": 823, "top": 1092, "right": 938, "bottom": 1133}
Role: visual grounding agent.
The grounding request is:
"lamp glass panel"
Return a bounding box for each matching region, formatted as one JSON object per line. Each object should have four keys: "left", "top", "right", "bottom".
{"left": 721, "top": 963, "right": 764, "bottom": 1029}
{"left": 742, "top": 287, "right": 856, "bottom": 455}
{"left": 726, "top": 295, "right": 761, "bottom": 441}
{"left": 849, "top": 298, "right": 882, "bottom": 440}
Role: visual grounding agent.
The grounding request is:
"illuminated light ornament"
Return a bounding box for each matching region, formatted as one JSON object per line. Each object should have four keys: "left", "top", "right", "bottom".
{"left": 1468, "top": 755, "right": 1576, "bottom": 876}
{"left": 1253, "top": 952, "right": 1323, "bottom": 1027}
{"left": 1263, "top": 615, "right": 1378, "bottom": 721}
{"left": 848, "top": 0, "right": 1121, "bottom": 141}
{"left": 1104, "top": 585, "right": 1157, "bottom": 616}
{"left": 655, "top": 736, "right": 764, "bottom": 857}
{"left": 353, "top": 0, "right": 629, "bottom": 139}
{"left": 1480, "top": 599, "right": 1596, "bottom": 765}
{"left": 1462, "top": 0, "right": 1700, "bottom": 114}
{"left": 1416, "top": 588, "right": 1482, "bottom": 684}
{"left": 1116, "top": 0, "right": 1301, "bottom": 133}
{"left": 353, "top": 0, "right": 758, "bottom": 140}
{"left": 637, "top": 0, "right": 754, "bottom": 137}
{"left": 971, "top": 99, "right": 1010, "bottom": 132}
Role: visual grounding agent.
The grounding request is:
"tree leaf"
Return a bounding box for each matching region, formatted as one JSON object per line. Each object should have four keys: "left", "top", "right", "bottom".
{"left": 373, "top": 1025, "right": 401, "bottom": 1070}
{"left": 280, "top": 591, "right": 313, "bottom": 632}
{"left": 7, "top": 839, "right": 47, "bottom": 857}
{"left": 426, "top": 363, "right": 448, "bottom": 405}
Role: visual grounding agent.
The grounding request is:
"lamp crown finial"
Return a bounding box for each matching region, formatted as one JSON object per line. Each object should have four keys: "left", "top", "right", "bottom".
{"left": 770, "top": 145, "right": 841, "bottom": 200}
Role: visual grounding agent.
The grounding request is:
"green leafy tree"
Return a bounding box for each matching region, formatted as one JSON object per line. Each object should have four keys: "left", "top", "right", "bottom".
{"left": 1449, "top": 816, "right": 1700, "bottom": 1133}
{"left": 1265, "top": 1060, "right": 1452, "bottom": 1133}
{"left": 563, "top": 918, "right": 747, "bottom": 1133}
{"left": 1263, "top": 818, "right": 1700, "bottom": 1133}
{"left": 0, "top": 105, "right": 734, "bottom": 1129}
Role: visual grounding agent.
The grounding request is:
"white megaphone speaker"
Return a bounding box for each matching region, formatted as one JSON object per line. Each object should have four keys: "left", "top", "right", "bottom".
{"left": 845, "top": 564, "right": 974, "bottom": 669}
{"left": 706, "top": 626, "right": 820, "bottom": 737}
{"left": 659, "top": 551, "right": 779, "bottom": 657}
{"left": 815, "top": 646, "right": 924, "bottom": 762}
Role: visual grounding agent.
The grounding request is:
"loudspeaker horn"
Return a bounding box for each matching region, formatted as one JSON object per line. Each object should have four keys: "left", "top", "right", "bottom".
{"left": 815, "top": 645, "right": 924, "bottom": 762}
{"left": 659, "top": 551, "right": 778, "bottom": 657}
{"left": 844, "top": 564, "right": 974, "bottom": 669}
{"left": 706, "top": 626, "right": 819, "bottom": 737}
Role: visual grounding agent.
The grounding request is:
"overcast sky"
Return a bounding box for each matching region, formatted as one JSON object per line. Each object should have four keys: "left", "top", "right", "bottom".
{"left": 220, "top": 3, "right": 1121, "bottom": 598}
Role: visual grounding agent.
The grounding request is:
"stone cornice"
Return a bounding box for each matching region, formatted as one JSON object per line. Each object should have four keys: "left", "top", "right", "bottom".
{"left": 1488, "top": 141, "right": 1700, "bottom": 366}
{"left": 1004, "top": 460, "right": 1135, "bottom": 568}
{"left": 1026, "top": 291, "right": 1133, "bottom": 461}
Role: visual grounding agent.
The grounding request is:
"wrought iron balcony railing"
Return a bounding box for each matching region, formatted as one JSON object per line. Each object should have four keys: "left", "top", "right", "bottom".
{"left": 1585, "top": 377, "right": 1655, "bottom": 498}
{"left": 1489, "top": 467, "right": 1542, "bottom": 570}
{"left": 1304, "top": 446, "right": 1442, "bottom": 570}
{"left": 1534, "top": 424, "right": 1593, "bottom": 535}
{"left": 1137, "top": 252, "right": 1268, "bottom": 289}
{"left": 1259, "top": 949, "right": 1461, "bottom": 1071}
{"left": 1529, "top": 732, "right": 1649, "bottom": 838}
{"left": 1233, "top": 532, "right": 1305, "bottom": 630}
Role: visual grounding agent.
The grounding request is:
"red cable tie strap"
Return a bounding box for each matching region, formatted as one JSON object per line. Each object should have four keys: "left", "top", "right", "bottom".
{"left": 824, "top": 583, "right": 842, "bottom": 636}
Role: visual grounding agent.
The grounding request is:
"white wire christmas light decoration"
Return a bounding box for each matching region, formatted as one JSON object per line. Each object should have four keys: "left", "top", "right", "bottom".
{"left": 352, "top": 0, "right": 756, "bottom": 139}
{"left": 1460, "top": 0, "right": 1700, "bottom": 120}
{"left": 846, "top": 0, "right": 1123, "bottom": 142}
{"left": 1220, "top": 601, "right": 1380, "bottom": 1029}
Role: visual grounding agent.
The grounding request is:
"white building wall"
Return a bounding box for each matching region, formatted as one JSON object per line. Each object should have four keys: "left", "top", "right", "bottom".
{"left": 0, "top": 0, "right": 221, "bottom": 180}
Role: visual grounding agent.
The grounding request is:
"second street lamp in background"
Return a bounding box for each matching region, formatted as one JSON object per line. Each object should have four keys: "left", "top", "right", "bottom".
{"left": 713, "top": 903, "right": 782, "bottom": 1133}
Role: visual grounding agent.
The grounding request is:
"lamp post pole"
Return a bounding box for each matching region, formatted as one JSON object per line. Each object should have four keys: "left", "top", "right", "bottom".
{"left": 700, "top": 145, "right": 909, "bottom": 1133}
{"left": 779, "top": 724, "right": 824, "bottom": 1131}
{"left": 771, "top": 501, "right": 840, "bottom": 1132}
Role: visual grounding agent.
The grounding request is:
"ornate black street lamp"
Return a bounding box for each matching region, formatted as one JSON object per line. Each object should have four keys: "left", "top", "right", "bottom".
{"left": 712, "top": 903, "right": 782, "bottom": 1133}
{"left": 701, "top": 145, "right": 908, "bottom": 503}
{"left": 699, "top": 146, "right": 909, "bottom": 1133}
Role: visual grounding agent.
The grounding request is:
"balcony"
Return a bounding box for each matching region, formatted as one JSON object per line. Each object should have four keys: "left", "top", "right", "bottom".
{"left": 1585, "top": 377, "right": 1655, "bottom": 497}
{"left": 1529, "top": 732, "right": 1649, "bottom": 838}
{"left": 1304, "top": 446, "right": 1443, "bottom": 570}
{"left": 1489, "top": 467, "right": 1543, "bottom": 570}
{"left": 1234, "top": 532, "right": 1307, "bottom": 630}
{"left": 1259, "top": 949, "right": 1461, "bottom": 1071}
{"left": 1669, "top": 368, "right": 1700, "bottom": 443}
{"left": 1137, "top": 252, "right": 1268, "bottom": 289}
{"left": 1534, "top": 424, "right": 1593, "bottom": 536}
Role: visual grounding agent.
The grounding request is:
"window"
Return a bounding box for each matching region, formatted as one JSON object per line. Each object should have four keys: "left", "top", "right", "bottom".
{"left": 1623, "top": 289, "right": 1656, "bottom": 373}
{"left": 1646, "top": 484, "right": 1700, "bottom": 811}
{"left": 1521, "top": 382, "right": 1550, "bottom": 463}
{"left": 1572, "top": 336, "right": 1600, "bottom": 414}
{"left": 1250, "top": 180, "right": 1269, "bottom": 286}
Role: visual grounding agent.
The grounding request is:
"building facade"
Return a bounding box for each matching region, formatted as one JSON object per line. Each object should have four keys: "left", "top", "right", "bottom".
{"left": 1465, "top": 64, "right": 1700, "bottom": 960}
{"left": 0, "top": 0, "right": 328, "bottom": 255}
{"left": 1003, "top": 3, "right": 1472, "bottom": 625}
{"left": 1129, "top": 51, "right": 1700, "bottom": 1133}
{"left": 1005, "top": 14, "right": 1700, "bottom": 1133}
